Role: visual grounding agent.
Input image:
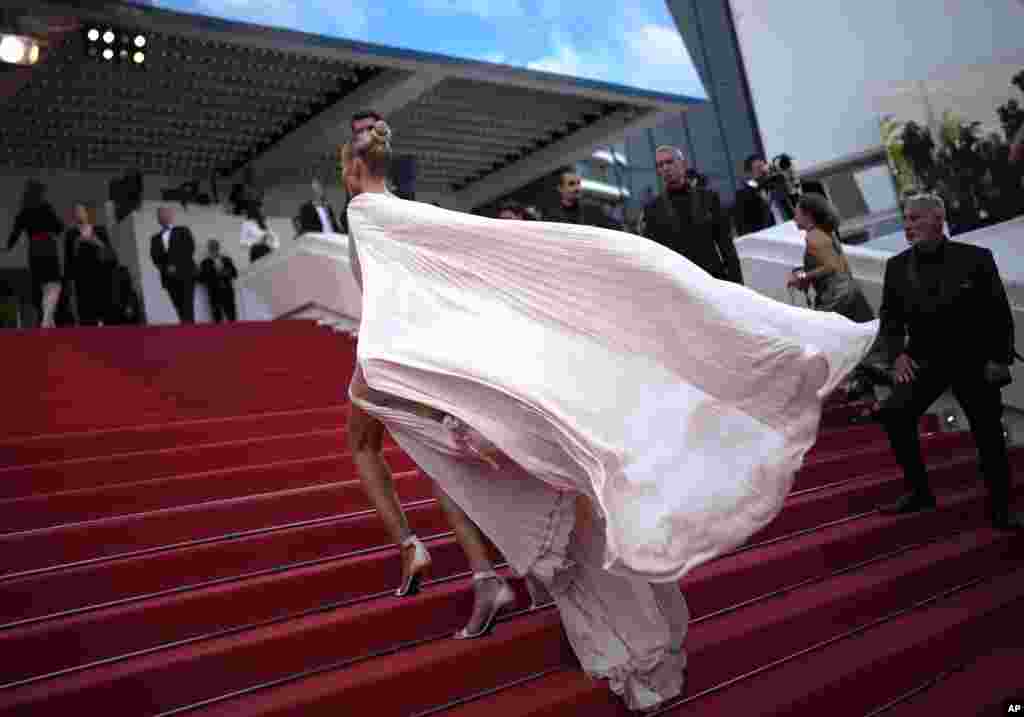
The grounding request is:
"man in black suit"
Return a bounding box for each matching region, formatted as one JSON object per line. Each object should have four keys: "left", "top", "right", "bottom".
{"left": 876, "top": 193, "right": 1021, "bottom": 530}
{"left": 733, "top": 154, "right": 793, "bottom": 237}
{"left": 199, "top": 239, "right": 238, "bottom": 323}
{"left": 150, "top": 206, "right": 197, "bottom": 323}
{"left": 544, "top": 167, "right": 621, "bottom": 229}
{"left": 641, "top": 146, "right": 743, "bottom": 284}
{"left": 296, "top": 178, "right": 344, "bottom": 236}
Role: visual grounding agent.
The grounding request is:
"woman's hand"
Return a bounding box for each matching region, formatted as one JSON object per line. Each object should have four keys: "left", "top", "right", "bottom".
{"left": 787, "top": 270, "right": 810, "bottom": 290}
{"left": 892, "top": 353, "right": 919, "bottom": 384}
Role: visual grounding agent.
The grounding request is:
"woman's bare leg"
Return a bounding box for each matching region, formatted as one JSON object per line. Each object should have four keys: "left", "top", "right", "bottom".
{"left": 348, "top": 401, "right": 411, "bottom": 545}
{"left": 41, "top": 282, "right": 61, "bottom": 328}
{"left": 432, "top": 484, "right": 492, "bottom": 573}
{"left": 347, "top": 400, "right": 430, "bottom": 596}
{"left": 433, "top": 483, "right": 514, "bottom": 638}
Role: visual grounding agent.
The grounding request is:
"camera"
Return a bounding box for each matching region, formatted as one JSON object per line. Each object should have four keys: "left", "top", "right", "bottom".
{"left": 754, "top": 154, "right": 794, "bottom": 194}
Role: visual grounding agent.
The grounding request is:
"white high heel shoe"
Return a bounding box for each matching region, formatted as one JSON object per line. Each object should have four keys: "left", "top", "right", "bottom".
{"left": 453, "top": 570, "right": 516, "bottom": 640}
{"left": 395, "top": 534, "right": 431, "bottom": 597}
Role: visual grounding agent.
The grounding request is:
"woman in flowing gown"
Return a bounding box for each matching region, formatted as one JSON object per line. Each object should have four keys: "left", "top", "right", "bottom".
{"left": 341, "top": 122, "right": 878, "bottom": 711}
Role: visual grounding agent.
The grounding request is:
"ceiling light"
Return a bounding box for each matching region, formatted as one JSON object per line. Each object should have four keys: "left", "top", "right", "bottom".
{"left": 133, "top": 51, "right": 145, "bottom": 64}
{"left": 134, "top": 35, "right": 146, "bottom": 48}
{"left": 102, "top": 48, "right": 114, "bottom": 61}
{"left": 0, "top": 34, "right": 41, "bottom": 66}
{"left": 87, "top": 28, "right": 100, "bottom": 42}
{"left": 102, "top": 30, "right": 115, "bottom": 44}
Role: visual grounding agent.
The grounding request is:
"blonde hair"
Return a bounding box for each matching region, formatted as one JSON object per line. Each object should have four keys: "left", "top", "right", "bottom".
{"left": 339, "top": 120, "right": 392, "bottom": 183}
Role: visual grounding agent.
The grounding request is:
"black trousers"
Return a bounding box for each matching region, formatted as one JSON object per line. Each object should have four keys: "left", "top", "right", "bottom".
{"left": 75, "top": 275, "right": 114, "bottom": 326}
{"left": 880, "top": 360, "right": 1012, "bottom": 518}
{"left": 165, "top": 278, "right": 195, "bottom": 323}
{"left": 209, "top": 287, "right": 237, "bottom": 323}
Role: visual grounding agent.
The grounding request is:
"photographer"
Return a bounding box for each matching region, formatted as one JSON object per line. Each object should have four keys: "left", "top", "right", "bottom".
{"left": 734, "top": 154, "right": 794, "bottom": 236}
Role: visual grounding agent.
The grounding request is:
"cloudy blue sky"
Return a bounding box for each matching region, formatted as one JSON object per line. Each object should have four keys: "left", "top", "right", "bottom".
{"left": 145, "top": 0, "right": 706, "bottom": 100}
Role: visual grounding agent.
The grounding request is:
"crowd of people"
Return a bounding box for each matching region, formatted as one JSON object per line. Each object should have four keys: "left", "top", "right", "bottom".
{"left": 5, "top": 180, "right": 142, "bottom": 328}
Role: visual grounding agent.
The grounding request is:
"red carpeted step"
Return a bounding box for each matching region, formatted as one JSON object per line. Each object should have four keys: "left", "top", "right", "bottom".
{"left": 0, "top": 445, "right": 416, "bottom": 532}
{"left": 0, "top": 430, "right": 947, "bottom": 575}
{"left": 0, "top": 403, "right": 923, "bottom": 504}
{"left": 0, "top": 428, "right": 352, "bottom": 498}
{"left": 0, "top": 405, "right": 351, "bottom": 467}
{"left": 0, "top": 470, "right": 436, "bottom": 577}
{"left": 665, "top": 569, "right": 1024, "bottom": 716}
{"left": 746, "top": 447, "right": 1023, "bottom": 546}
{"left": 0, "top": 434, "right": 996, "bottom": 585}
{"left": 0, "top": 423, "right": 934, "bottom": 532}
{"left": 0, "top": 535, "right": 503, "bottom": 684}
{"left": 0, "top": 483, "right": 428, "bottom": 622}
{"left": 49, "top": 518, "right": 1015, "bottom": 717}
{"left": 413, "top": 529, "right": 1024, "bottom": 717}
{"left": 0, "top": 477, "right": 1006, "bottom": 688}
{"left": 820, "top": 400, "right": 882, "bottom": 429}
{"left": 811, "top": 414, "right": 938, "bottom": 453}
{"left": 0, "top": 325, "right": 358, "bottom": 437}
{"left": 0, "top": 441, "right": 996, "bottom": 627}
{"left": 876, "top": 648, "right": 1024, "bottom": 717}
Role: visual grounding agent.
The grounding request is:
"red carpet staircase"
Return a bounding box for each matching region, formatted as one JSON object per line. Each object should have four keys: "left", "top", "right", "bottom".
{"left": 0, "top": 321, "right": 1020, "bottom": 716}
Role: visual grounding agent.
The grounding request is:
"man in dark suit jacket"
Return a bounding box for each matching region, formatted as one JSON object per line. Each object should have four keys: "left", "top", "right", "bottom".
{"left": 876, "top": 194, "right": 1021, "bottom": 530}
{"left": 296, "top": 178, "right": 344, "bottom": 236}
{"left": 544, "top": 167, "right": 622, "bottom": 230}
{"left": 150, "top": 206, "right": 197, "bottom": 323}
{"left": 199, "top": 239, "right": 238, "bottom": 323}
{"left": 641, "top": 146, "right": 743, "bottom": 284}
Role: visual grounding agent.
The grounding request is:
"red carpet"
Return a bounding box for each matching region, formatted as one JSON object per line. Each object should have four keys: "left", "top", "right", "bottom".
{"left": 0, "top": 321, "right": 1019, "bottom": 716}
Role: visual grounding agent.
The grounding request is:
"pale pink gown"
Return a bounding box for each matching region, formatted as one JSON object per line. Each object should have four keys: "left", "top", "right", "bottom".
{"left": 344, "top": 192, "right": 877, "bottom": 710}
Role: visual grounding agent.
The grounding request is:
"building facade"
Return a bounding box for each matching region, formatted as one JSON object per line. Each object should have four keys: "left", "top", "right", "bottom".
{"left": 620, "top": 0, "right": 764, "bottom": 221}
{"left": 486, "top": 0, "right": 765, "bottom": 230}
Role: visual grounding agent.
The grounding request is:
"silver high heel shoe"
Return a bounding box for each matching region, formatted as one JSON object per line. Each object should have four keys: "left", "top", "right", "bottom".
{"left": 395, "top": 534, "right": 431, "bottom": 597}
{"left": 453, "top": 570, "right": 516, "bottom": 640}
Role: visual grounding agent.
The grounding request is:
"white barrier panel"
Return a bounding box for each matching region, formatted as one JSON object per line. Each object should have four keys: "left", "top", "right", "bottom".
{"left": 736, "top": 218, "right": 1024, "bottom": 411}
{"left": 238, "top": 232, "right": 361, "bottom": 332}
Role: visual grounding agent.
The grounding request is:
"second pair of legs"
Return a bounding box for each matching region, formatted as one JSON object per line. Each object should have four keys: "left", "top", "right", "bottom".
{"left": 877, "top": 360, "right": 1023, "bottom": 531}
{"left": 347, "top": 399, "right": 516, "bottom": 639}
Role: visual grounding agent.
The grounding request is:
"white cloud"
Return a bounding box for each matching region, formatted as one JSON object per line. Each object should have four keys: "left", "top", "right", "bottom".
{"left": 416, "top": 0, "right": 526, "bottom": 19}
{"left": 479, "top": 51, "right": 508, "bottom": 64}
{"left": 526, "top": 42, "right": 583, "bottom": 76}
{"left": 525, "top": 14, "right": 705, "bottom": 99}
{"left": 624, "top": 23, "right": 691, "bottom": 67}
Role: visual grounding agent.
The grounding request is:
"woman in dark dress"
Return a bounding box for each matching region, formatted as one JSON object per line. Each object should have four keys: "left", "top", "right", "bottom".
{"left": 65, "top": 202, "right": 117, "bottom": 326}
{"left": 5, "top": 180, "right": 65, "bottom": 328}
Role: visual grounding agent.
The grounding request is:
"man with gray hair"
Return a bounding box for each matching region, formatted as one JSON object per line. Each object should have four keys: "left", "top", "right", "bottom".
{"left": 876, "top": 192, "right": 1021, "bottom": 530}
{"left": 640, "top": 146, "right": 743, "bottom": 284}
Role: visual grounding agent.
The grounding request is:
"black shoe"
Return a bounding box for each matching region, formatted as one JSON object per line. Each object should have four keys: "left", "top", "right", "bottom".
{"left": 992, "top": 511, "right": 1024, "bottom": 531}
{"left": 879, "top": 492, "right": 937, "bottom": 515}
